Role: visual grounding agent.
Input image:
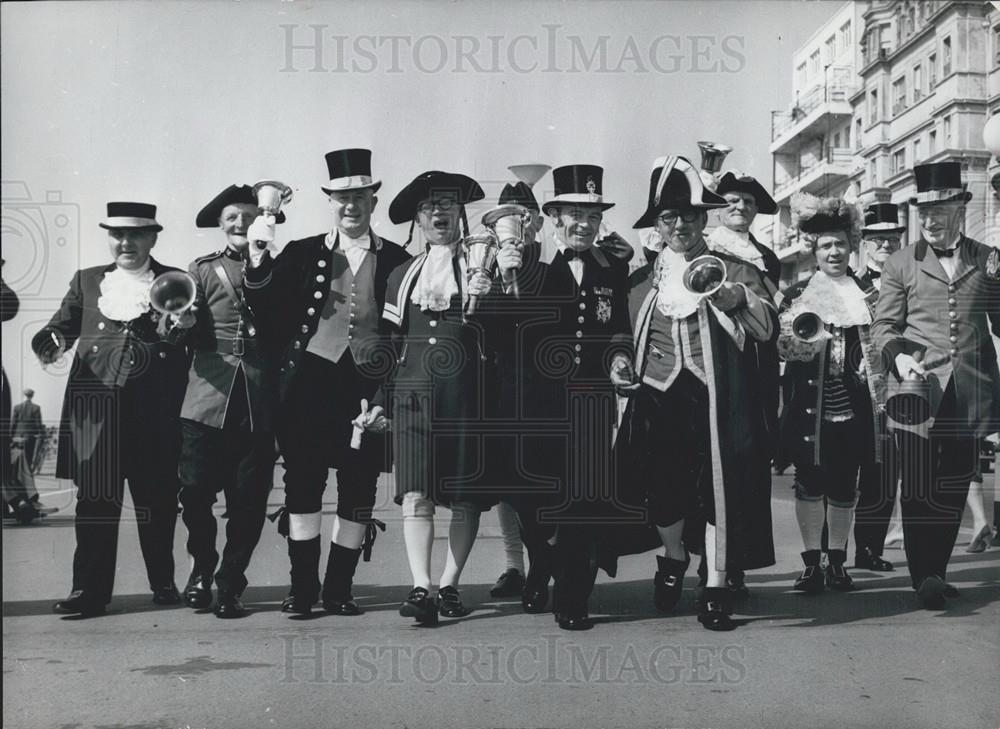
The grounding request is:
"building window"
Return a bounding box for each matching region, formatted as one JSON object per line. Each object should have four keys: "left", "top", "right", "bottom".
{"left": 943, "top": 114, "right": 952, "bottom": 145}
{"left": 840, "top": 21, "right": 852, "bottom": 51}
{"left": 928, "top": 53, "right": 937, "bottom": 87}
{"left": 993, "top": 26, "right": 1000, "bottom": 67}
{"left": 870, "top": 88, "right": 879, "bottom": 124}
{"left": 913, "top": 137, "right": 921, "bottom": 163}
{"left": 855, "top": 118, "right": 863, "bottom": 150}
{"left": 942, "top": 36, "right": 951, "bottom": 76}
{"left": 810, "top": 50, "right": 821, "bottom": 76}
{"left": 892, "top": 76, "right": 907, "bottom": 115}
{"left": 796, "top": 62, "right": 806, "bottom": 90}
{"left": 826, "top": 35, "right": 836, "bottom": 63}
{"left": 892, "top": 149, "right": 906, "bottom": 176}
{"left": 906, "top": 7, "right": 915, "bottom": 37}
{"left": 913, "top": 64, "right": 923, "bottom": 101}
{"left": 929, "top": 129, "right": 937, "bottom": 154}
{"left": 869, "top": 159, "right": 878, "bottom": 187}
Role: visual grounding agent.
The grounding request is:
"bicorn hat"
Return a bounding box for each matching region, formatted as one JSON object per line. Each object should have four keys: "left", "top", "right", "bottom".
{"left": 633, "top": 156, "right": 727, "bottom": 229}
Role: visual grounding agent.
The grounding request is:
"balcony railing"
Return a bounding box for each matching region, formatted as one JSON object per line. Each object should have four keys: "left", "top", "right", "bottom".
{"left": 771, "top": 68, "right": 859, "bottom": 142}
{"left": 774, "top": 147, "right": 855, "bottom": 199}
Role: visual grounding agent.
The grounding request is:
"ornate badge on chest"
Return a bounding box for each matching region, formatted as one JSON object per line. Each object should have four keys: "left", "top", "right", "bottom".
{"left": 987, "top": 248, "right": 1000, "bottom": 280}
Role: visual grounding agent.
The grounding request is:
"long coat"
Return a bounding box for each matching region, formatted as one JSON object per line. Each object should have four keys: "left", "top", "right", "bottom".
{"left": 615, "top": 251, "right": 777, "bottom": 572}
{"left": 872, "top": 236, "right": 1000, "bottom": 437}
{"left": 31, "top": 259, "right": 188, "bottom": 482}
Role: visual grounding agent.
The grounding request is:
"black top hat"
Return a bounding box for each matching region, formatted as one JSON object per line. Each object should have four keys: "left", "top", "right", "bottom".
{"left": 498, "top": 181, "right": 539, "bottom": 212}
{"left": 388, "top": 171, "right": 484, "bottom": 224}
{"left": 541, "top": 165, "right": 614, "bottom": 216}
{"left": 633, "top": 156, "right": 727, "bottom": 229}
{"left": 99, "top": 202, "right": 163, "bottom": 232}
{"left": 862, "top": 203, "right": 904, "bottom": 233}
{"left": 321, "top": 148, "right": 381, "bottom": 194}
{"left": 195, "top": 184, "right": 286, "bottom": 228}
{"left": 715, "top": 171, "right": 778, "bottom": 215}
{"left": 909, "top": 162, "right": 972, "bottom": 206}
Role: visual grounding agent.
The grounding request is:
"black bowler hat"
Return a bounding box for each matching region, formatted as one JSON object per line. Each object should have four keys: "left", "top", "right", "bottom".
{"left": 195, "top": 184, "right": 286, "bottom": 228}
{"left": 99, "top": 202, "right": 162, "bottom": 232}
{"left": 633, "top": 156, "right": 727, "bottom": 229}
{"left": 498, "top": 181, "right": 539, "bottom": 212}
{"left": 388, "top": 170, "right": 484, "bottom": 224}
{"left": 542, "top": 164, "right": 614, "bottom": 216}
{"left": 321, "top": 148, "right": 381, "bottom": 194}
{"left": 862, "top": 202, "right": 904, "bottom": 234}
{"left": 715, "top": 171, "right": 778, "bottom": 215}
{"left": 909, "top": 161, "right": 972, "bottom": 206}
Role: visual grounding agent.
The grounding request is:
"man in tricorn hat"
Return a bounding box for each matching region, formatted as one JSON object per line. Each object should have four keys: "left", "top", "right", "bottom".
{"left": 618, "top": 156, "right": 776, "bottom": 630}
{"left": 166, "top": 185, "right": 284, "bottom": 618}
{"left": 33, "top": 202, "right": 188, "bottom": 616}
{"left": 710, "top": 170, "right": 782, "bottom": 287}
{"left": 246, "top": 149, "right": 410, "bottom": 616}
{"left": 872, "top": 161, "right": 1000, "bottom": 609}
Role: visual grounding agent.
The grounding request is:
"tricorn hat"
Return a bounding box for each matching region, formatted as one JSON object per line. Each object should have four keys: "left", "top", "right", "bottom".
{"left": 715, "top": 171, "right": 778, "bottom": 215}
{"left": 195, "top": 184, "right": 286, "bottom": 228}
{"left": 388, "top": 170, "right": 484, "bottom": 224}
{"left": 541, "top": 164, "right": 615, "bottom": 216}
{"left": 498, "top": 181, "right": 539, "bottom": 212}
{"left": 99, "top": 202, "right": 163, "bottom": 232}
{"left": 861, "top": 202, "right": 904, "bottom": 234}
{"left": 908, "top": 161, "right": 972, "bottom": 206}
{"left": 321, "top": 148, "right": 382, "bottom": 194}
{"left": 633, "top": 156, "right": 727, "bottom": 229}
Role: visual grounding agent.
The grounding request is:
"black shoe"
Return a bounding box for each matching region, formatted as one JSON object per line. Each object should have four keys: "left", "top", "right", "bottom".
{"left": 214, "top": 594, "right": 246, "bottom": 619}
{"left": 726, "top": 569, "right": 750, "bottom": 599}
{"left": 653, "top": 556, "right": 688, "bottom": 613}
{"left": 554, "top": 611, "right": 593, "bottom": 631}
{"left": 854, "top": 546, "right": 894, "bottom": 572}
{"left": 489, "top": 568, "right": 525, "bottom": 598}
{"left": 399, "top": 587, "right": 438, "bottom": 625}
{"left": 183, "top": 574, "right": 213, "bottom": 609}
{"left": 942, "top": 582, "right": 960, "bottom": 598}
{"left": 793, "top": 551, "right": 825, "bottom": 594}
{"left": 437, "top": 586, "right": 471, "bottom": 618}
{"left": 697, "top": 589, "right": 735, "bottom": 631}
{"left": 53, "top": 591, "right": 105, "bottom": 617}
{"left": 916, "top": 575, "right": 947, "bottom": 609}
{"left": 824, "top": 563, "right": 855, "bottom": 591}
{"left": 521, "top": 567, "right": 550, "bottom": 614}
{"left": 990, "top": 528, "right": 1000, "bottom": 548}
{"left": 152, "top": 584, "right": 182, "bottom": 605}
{"left": 323, "top": 597, "right": 363, "bottom": 616}
{"left": 280, "top": 592, "right": 315, "bottom": 615}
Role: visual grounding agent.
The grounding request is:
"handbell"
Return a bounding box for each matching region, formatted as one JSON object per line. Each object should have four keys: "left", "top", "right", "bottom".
{"left": 252, "top": 179, "right": 294, "bottom": 217}
{"left": 697, "top": 141, "right": 733, "bottom": 174}
{"left": 464, "top": 232, "right": 499, "bottom": 316}
{"left": 884, "top": 353, "right": 949, "bottom": 426}
{"left": 149, "top": 271, "right": 197, "bottom": 315}
{"left": 791, "top": 311, "right": 827, "bottom": 343}
{"left": 682, "top": 255, "right": 727, "bottom": 297}
{"left": 482, "top": 204, "right": 529, "bottom": 246}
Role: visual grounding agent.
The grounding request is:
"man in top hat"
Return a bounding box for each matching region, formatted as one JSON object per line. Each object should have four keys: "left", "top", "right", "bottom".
{"left": 488, "top": 164, "right": 634, "bottom": 630}
{"left": 618, "top": 156, "right": 776, "bottom": 630}
{"left": 32, "top": 202, "right": 188, "bottom": 616}
{"left": 165, "top": 185, "right": 284, "bottom": 618}
{"left": 245, "top": 149, "right": 409, "bottom": 615}
{"left": 11, "top": 388, "right": 43, "bottom": 471}
{"left": 852, "top": 202, "right": 906, "bottom": 573}
{"left": 872, "top": 161, "right": 1000, "bottom": 609}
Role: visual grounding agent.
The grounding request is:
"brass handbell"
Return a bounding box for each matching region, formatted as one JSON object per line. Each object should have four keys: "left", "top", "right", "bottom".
{"left": 698, "top": 141, "right": 733, "bottom": 174}
{"left": 463, "top": 232, "right": 499, "bottom": 316}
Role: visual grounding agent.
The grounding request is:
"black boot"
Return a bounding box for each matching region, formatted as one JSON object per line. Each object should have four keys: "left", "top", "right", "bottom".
{"left": 793, "top": 550, "right": 825, "bottom": 593}
{"left": 825, "top": 549, "right": 855, "bottom": 591}
{"left": 854, "top": 545, "right": 893, "bottom": 572}
{"left": 281, "top": 537, "right": 321, "bottom": 615}
{"left": 697, "top": 587, "right": 735, "bottom": 631}
{"left": 522, "top": 542, "right": 553, "bottom": 614}
{"left": 726, "top": 568, "right": 750, "bottom": 599}
{"left": 653, "top": 555, "right": 688, "bottom": 613}
{"left": 322, "top": 543, "right": 363, "bottom": 615}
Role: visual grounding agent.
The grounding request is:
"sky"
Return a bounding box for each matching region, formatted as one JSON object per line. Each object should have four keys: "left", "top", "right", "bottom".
{"left": 1, "top": 0, "right": 839, "bottom": 417}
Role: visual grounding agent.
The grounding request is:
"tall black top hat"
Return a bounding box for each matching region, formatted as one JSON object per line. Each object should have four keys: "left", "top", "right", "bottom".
{"left": 633, "top": 156, "right": 727, "bottom": 229}
{"left": 195, "top": 184, "right": 286, "bottom": 228}
{"left": 715, "top": 171, "right": 778, "bottom": 215}
{"left": 909, "top": 162, "right": 972, "bottom": 206}
{"left": 388, "top": 170, "right": 484, "bottom": 224}
{"left": 99, "top": 202, "right": 163, "bottom": 232}
{"left": 321, "top": 148, "right": 382, "bottom": 194}
{"left": 541, "top": 165, "right": 614, "bottom": 216}
{"left": 498, "top": 181, "right": 539, "bottom": 212}
{"left": 862, "top": 203, "right": 904, "bottom": 233}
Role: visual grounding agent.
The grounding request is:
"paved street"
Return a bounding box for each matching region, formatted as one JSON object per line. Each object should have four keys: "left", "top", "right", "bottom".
{"left": 3, "top": 469, "right": 998, "bottom": 729}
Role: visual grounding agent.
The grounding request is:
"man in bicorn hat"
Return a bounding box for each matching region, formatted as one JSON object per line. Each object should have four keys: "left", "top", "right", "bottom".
{"left": 852, "top": 202, "right": 906, "bottom": 573}
{"left": 872, "top": 161, "right": 1000, "bottom": 609}
{"left": 33, "top": 202, "right": 188, "bottom": 616}
{"left": 245, "top": 149, "right": 410, "bottom": 616}
{"left": 491, "top": 164, "right": 635, "bottom": 631}
{"left": 166, "top": 185, "right": 285, "bottom": 618}
{"left": 618, "top": 156, "right": 776, "bottom": 630}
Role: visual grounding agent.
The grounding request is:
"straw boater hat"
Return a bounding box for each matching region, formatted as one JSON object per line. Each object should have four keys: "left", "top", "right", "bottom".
{"left": 632, "top": 155, "right": 727, "bottom": 229}
{"left": 908, "top": 161, "right": 972, "bottom": 206}
{"left": 195, "top": 184, "right": 286, "bottom": 228}
{"left": 541, "top": 164, "right": 614, "bottom": 216}
{"left": 320, "top": 148, "right": 382, "bottom": 195}
{"left": 99, "top": 202, "right": 162, "bottom": 232}
{"left": 861, "top": 203, "right": 904, "bottom": 234}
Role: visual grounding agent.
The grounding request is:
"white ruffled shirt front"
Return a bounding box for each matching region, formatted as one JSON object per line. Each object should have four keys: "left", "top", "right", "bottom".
{"left": 97, "top": 262, "right": 154, "bottom": 322}
{"left": 411, "top": 243, "right": 467, "bottom": 312}
{"left": 653, "top": 247, "right": 703, "bottom": 319}
{"left": 706, "top": 226, "right": 766, "bottom": 272}
{"left": 796, "top": 270, "right": 872, "bottom": 328}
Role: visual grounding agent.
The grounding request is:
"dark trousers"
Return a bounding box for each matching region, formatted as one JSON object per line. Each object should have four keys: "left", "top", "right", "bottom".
{"left": 177, "top": 373, "right": 276, "bottom": 596}
{"left": 854, "top": 435, "right": 898, "bottom": 556}
{"left": 279, "top": 352, "right": 380, "bottom": 522}
{"left": 794, "top": 419, "right": 867, "bottom": 506}
{"left": 72, "top": 389, "right": 180, "bottom": 605}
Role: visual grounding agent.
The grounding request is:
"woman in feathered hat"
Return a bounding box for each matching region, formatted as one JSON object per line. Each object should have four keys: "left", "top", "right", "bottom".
{"left": 776, "top": 193, "right": 888, "bottom": 595}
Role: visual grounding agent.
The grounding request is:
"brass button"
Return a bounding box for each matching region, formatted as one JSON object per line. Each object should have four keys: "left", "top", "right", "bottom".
{"left": 574, "top": 344, "right": 582, "bottom": 352}
{"left": 348, "top": 335, "right": 353, "bottom": 341}
{"left": 947, "top": 298, "right": 956, "bottom": 306}
{"left": 301, "top": 325, "right": 309, "bottom": 333}
{"left": 581, "top": 291, "right": 587, "bottom": 297}
{"left": 574, "top": 356, "right": 581, "bottom": 364}
{"left": 577, "top": 316, "right": 585, "bottom": 324}
{"left": 248, "top": 325, "right": 256, "bottom": 336}
{"left": 349, "top": 324, "right": 355, "bottom": 330}
{"left": 313, "top": 291, "right": 323, "bottom": 300}
{"left": 806, "top": 407, "right": 816, "bottom": 414}
{"left": 950, "top": 348, "right": 958, "bottom": 356}
{"left": 428, "top": 337, "right": 437, "bottom": 345}
{"left": 429, "top": 320, "right": 438, "bottom": 328}
{"left": 293, "top": 341, "right": 301, "bottom": 350}
{"left": 307, "top": 307, "right": 316, "bottom": 316}
{"left": 807, "top": 379, "right": 817, "bottom": 386}
{"left": 316, "top": 274, "right": 326, "bottom": 283}
{"left": 97, "top": 322, "right": 105, "bottom": 330}
{"left": 318, "top": 260, "right": 327, "bottom": 268}
{"left": 579, "top": 303, "right": 586, "bottom": 310}
{"left": 91, "top": 345, "right": 99, "bottom": 353}
{"left": 948, "top": 311, "right": 957, "bottom": 319}
{"left": 803, "top": 435, "right": 815, "bottom": 442}
{"left": 575, "top": 331, "right": 583, "bottom": 338}
{"left": 947, "top": 285, "right": 955, "bottom": 292}
{"left": 288, "top": 360, "right": 295, "bottom": 367}
{"left": 950, "top": 335, "right": 957, "bottom": 343}
{"left": 159, "top": 351, "right": 167, "bottom": 359}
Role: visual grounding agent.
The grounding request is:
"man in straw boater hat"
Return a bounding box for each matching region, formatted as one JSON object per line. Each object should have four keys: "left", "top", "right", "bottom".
{"left": 486, "top": 164, "right": 635, "bottom": 631}
{"left": 872, "top": 161, "right": 1000, "bottom": 610}
{"left": 164, "top": 185, "right": 286, "bottom": 618}
{"left": 851, "top": 202, "right": 906, "bottom": 574}
{"left": 32, "top": 202, "right": 189, "bottom": 616}
{"left": 365, "top": 170, "right": 499, "bottom": 625}
{"left": 616, "top": 156, "right": 776, "bottom": 631}
{"left": 245, "top": 149, "right": 410, "bottom": 616}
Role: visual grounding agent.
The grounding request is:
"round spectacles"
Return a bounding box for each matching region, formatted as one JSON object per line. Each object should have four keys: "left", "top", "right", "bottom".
{"left": 418, "top": 198, "right": 457, "bottom": 214}
{"left": 657, "top": 210, "right": 700, "bottom": 224}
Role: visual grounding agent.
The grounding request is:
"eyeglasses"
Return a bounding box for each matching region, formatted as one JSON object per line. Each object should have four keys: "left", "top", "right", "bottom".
{"left": 418, "top": 198, "right": 458, "bottom": 214}
{"left": 657, "top": 210, "right": 701, "bottom": 224}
